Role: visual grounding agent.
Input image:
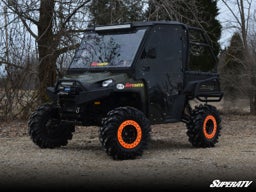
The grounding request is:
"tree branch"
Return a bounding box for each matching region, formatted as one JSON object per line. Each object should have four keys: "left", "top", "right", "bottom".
{"left": 19, "top": 16, "right": 38, "bottom": 39}
{"left": 62, "top": 0, "right": 91, "bottom": 28}
{"left": 0, "top": 60, "right": 24, "bottom": 69}
{"left": 55, "top": 43, "right": 80, "bottom": 57}
{"left": 221, "top": 0, "right": 242, "bottom": 28}
{"left": 2, "top": 1, "right": 38, "bottom": 39}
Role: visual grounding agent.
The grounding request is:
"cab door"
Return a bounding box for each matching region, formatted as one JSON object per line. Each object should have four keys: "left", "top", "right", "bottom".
{"left": 135, "top": 24, "right": 187, "bottom": 123}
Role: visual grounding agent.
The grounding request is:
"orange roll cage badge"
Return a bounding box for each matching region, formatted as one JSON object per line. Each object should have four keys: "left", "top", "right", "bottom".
{"left": 203, "top": 115, "right": 217, "bottom": 139}
{"left": 117, "top": 120, "right": 142, "bottom": 149}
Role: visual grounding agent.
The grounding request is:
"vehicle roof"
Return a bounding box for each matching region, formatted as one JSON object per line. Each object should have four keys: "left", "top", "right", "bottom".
{"left": 88, "top": 21, "right": 192, "bottom": 31}
{"left": 131, "top": 20, "right": 188, "bottom": 28}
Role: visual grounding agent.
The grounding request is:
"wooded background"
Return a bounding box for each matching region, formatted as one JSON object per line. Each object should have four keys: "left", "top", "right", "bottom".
{"left": 0, "top": 0, "right": 256, "bottom": 120}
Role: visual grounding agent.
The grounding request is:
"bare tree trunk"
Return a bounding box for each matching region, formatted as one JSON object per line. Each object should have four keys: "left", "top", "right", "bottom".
{"left": 38, "top": 0, "right": 57, "bottom": 102}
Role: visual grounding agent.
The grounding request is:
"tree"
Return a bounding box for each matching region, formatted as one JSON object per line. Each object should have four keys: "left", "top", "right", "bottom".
{"left": 219, "top": 33, "right": 245, "bottom": 102}
{"left": 146, "top": 0, "right": 222, "bottom": 55}
{"left": 89, "top": 0, "right": 146, "bottom": 26}
{"left": 2, "top": 0, "right": 91, "bottom": 102}
{"left": 0, "top": 4, "right": 37, "bottom": 120}
{"left": 220, "top": 0, "right": 256, "bottom": 114}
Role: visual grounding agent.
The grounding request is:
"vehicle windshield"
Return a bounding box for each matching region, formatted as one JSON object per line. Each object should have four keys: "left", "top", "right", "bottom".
{"left": 69, "top": 29, "right": 146, "bottom": 69}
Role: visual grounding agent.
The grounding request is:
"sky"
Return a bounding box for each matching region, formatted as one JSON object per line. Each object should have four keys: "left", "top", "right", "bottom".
{"left": 217, "top": 0, "right": 256, "bottom": 48}
{"left": 0, "top": 2, "right": 232, "bottom": 77}
{"left": 216, "top": 0, "right": 237, "bottom": 49}
{"left": 0, "top": 65, "right": 5, "bottom": 76}
{"left": 1, "top": 1, "right": 255, "bottom": 75}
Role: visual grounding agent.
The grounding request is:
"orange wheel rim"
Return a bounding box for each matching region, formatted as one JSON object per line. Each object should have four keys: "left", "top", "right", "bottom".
{"left": 117, "top": 120, "right": 142, "bottom": 149}
{"left": 203, "top": 115, "right": 217, "bottom": 139}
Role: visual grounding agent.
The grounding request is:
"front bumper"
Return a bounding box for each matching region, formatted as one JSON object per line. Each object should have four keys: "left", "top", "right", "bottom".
{"left": 47, "top": 79, "right": 113, "bottom": 105}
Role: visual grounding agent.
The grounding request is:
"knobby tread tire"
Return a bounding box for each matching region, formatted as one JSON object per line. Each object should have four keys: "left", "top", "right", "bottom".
{"left": 99, "top": 107, "right": 151, "bottom": 160}
{"left": 186, "top": 104, "right": 222, "bottom": 147}
{"left": 28, "top": 103, "right": 74, "bottom": 148}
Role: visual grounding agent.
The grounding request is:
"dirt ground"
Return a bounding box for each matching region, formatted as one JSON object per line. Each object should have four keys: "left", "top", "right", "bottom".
{"left": 0, "top": 113, "right": 256, "bottom": 191}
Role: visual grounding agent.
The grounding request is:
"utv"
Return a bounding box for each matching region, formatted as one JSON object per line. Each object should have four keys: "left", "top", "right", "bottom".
{"left": 28, "top": 21, "right": 223, "bottom": 160}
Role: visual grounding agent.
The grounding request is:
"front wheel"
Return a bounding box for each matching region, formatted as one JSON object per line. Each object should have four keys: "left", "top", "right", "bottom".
{"left": 99, "top": 107, "right": 151, "bottom": 160}
{"left": 28, "top": 103, "right": 74, "bottom": 148}
{"left": 186, "top": 104, "right": 222, "bottom": 147}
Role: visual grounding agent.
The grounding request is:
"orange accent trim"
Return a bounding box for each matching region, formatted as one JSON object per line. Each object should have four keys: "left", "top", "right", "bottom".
{"left": 117, "top": 120, "right": 142, "bottom": 149}
{"left": 203, "top": 115, "right": 217, "bottom": 139}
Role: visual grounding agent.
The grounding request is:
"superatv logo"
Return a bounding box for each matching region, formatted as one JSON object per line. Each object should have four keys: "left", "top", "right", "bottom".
{"left": 210, "top": 180, "right": 253, "bottom": 188}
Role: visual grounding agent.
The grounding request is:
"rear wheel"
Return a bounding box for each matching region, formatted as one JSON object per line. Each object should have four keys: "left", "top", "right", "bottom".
{"left": 186, "top": 104, "right": 222, "bottom": 147}
{"left": 28, "top": 103, "right": 74, "bottom": 148}
{"left": 99, "top": 107, "right": 151, "bottom": 160}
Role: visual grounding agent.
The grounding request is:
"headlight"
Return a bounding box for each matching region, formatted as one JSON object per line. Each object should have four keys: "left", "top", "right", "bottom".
{"left": 102, "top": 79, "right": 113, "bottom": 87}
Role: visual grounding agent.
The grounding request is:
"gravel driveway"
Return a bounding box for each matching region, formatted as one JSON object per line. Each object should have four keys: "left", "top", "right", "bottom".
{"left": 0, "top": 114, "right": 256, "bottom": 191}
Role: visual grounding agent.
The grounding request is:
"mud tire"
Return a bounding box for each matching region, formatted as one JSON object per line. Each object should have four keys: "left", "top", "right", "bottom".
{"left": 100, "top": 107, "right": 151, "bottom": 160}
{"left": 28, "top": 104, "right": 74, "bottom": 148}
{"left": 186, "top": 104, "right": 222, "bottom": 147}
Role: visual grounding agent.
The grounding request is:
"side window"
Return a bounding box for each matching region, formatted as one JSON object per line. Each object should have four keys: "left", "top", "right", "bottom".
{"left": 188, "top": 29, "right": 216, "bottom": 72}
{"left": 141, "top": 25, "right": 183, "bottom": 72}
